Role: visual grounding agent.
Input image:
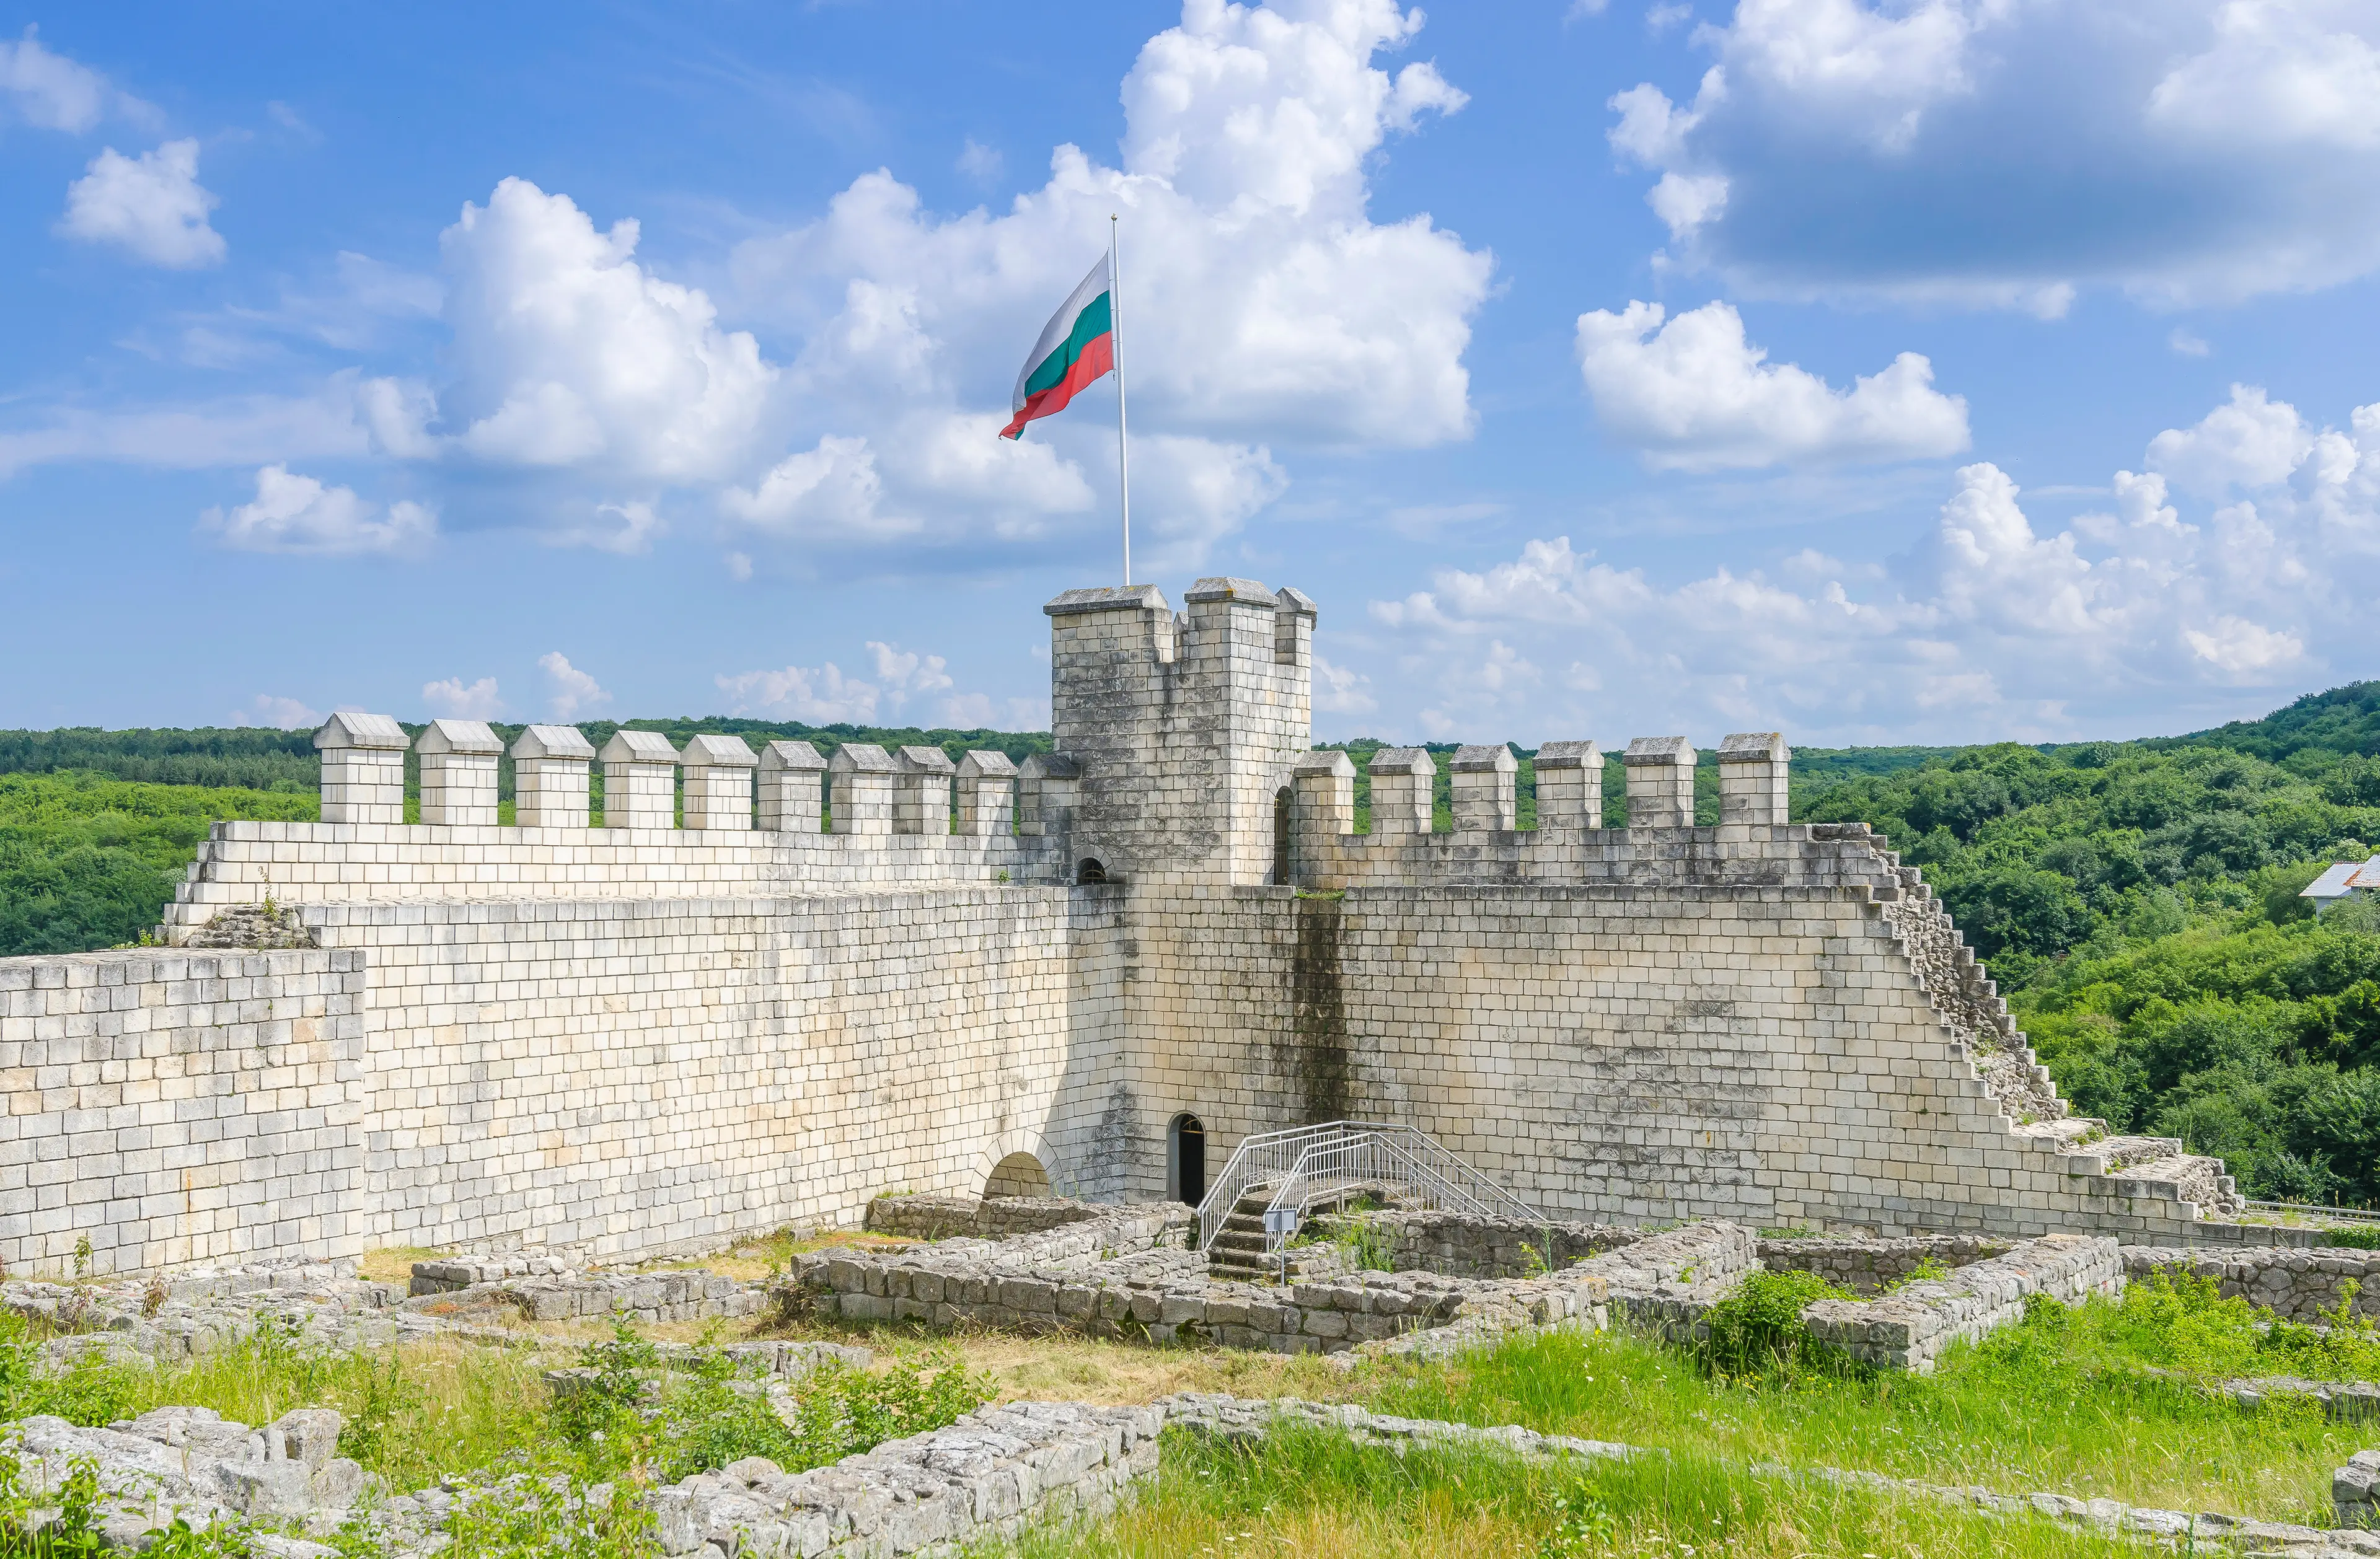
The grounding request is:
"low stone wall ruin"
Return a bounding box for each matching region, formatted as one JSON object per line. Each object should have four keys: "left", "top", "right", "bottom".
{"left": 406, "top": 1262, "right": 766, "bottom": 1326}
{"left": 2340, "top": 1450, "right": 2380, "bottom": 1530}
{"left": 1757, "top": 1234, "right": 2014, "bottom": 1293}
{"left": 787, "top": 1209, "right": 1755, "bottom": 1359}
{"left": 4, "top": 1405, "right": 368, "bottom": 1547}
{"left": 1800, "top": 1234, "right": 2123, "bottom": 1373}
{"left": 1300, "top": 1208, "right": 1649, "bottom": 1278}
{"left": 863, "top": 1193, "right": 1106, "bottom": 1242}
{"left": 3, "top": 1395, "right": 1164, "bottom": 1559}
{"left": 2123, "top": 1245, "right": 2380, "bottom": 1324}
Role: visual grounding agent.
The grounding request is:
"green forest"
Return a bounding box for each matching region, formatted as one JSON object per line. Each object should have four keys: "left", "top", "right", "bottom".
{"left": 2, "top": 683, "right": 2376, "bottom": 1206}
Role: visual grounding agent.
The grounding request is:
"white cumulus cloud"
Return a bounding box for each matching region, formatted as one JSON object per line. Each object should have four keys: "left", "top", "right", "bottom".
{"left": 1575, "top": 299, "right": 1970, "bottom": 469}
{"left": 1604, "top": 0, "right": 2380, "bottom": 307}
{"left": 439, "top": 177, "right": 775, "bottom": 481}
{"left": 200, "top": 465, "right": 434, "bottom": 555}
{"left": 60, "top": 139, "right": 225, "bottom": 268}
{"left": 714, "top": 661, "right": 884, "bottom": 724}
{"left": 1, "top": 26, "right": 119, "bottom": 131}
{"left": 718, "top": 0, "right": 1488, "bottom": 565}
{"left": 3, "top": 3, "right": 1482, "bottom": 577}
{"left": 1355, "top": 382, "right": 2380, "bottom": 742}
{"left": 2146, "top": 384, "right": 2315, "bottom": 494}
{"left": 421, "top": 676, "right": 503, "bottom": 719}
{"left": 716, "top": 638, "right": 1029, "bottom": 727}
{"left": 1314, "top": 652, "right": 1378, "bottom": 715}
{"left": 539, "top": 652, "right": 611, "bottom": 720}
{"left": 230, "top": 694, "right": 322, "bottom": 731}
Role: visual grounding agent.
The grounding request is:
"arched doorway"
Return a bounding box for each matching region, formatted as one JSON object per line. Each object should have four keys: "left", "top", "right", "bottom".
{"left": 1271, "top": 788, "right": 1292, "bottom": 885}
{"left": 985, "top": 1151, "right": 1052, "bottom": 1199}
{"left": 1076, "top": 858, "right": 1107, "bottom": 884}
{"left": 1168, "top": 1113, "right": 1207, "bottom": 1207}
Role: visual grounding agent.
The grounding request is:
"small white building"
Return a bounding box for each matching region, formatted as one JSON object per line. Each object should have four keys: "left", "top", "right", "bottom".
{"left": 2303, "top": 859, "right": 2378, "bottom": 915}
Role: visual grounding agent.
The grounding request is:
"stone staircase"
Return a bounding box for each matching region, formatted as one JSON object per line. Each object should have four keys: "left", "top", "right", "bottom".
{"left": 1204, "top": 1189, "right": 1280, "bottom": 1281}
{"left": 1818, "top": 823, "right": 2245, "bottom": 1221}
{"left": 1204, "top": 1180, "right": 1390, "bottom": 1282}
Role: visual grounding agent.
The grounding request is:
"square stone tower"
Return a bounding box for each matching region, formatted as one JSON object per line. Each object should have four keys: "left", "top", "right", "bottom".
{"left": 1044, "top": 577, "right": 1316, "bottom": 886}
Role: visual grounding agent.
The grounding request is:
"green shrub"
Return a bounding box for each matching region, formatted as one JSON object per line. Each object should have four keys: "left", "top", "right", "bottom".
{"left": 2322, "top": 1224, "right": 2380, "bottom": 1249}
{"left": 1696, "top": 1270, "right": 1854, "bottom": 1379}
{"left": 428, "top": 1462, "right": 661, "bottom": 1559}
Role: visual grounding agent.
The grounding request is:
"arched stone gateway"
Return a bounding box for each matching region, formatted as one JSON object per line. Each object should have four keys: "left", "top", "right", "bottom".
{"left": 985, "top": 1152, "right": 1053, "bottom": 1200}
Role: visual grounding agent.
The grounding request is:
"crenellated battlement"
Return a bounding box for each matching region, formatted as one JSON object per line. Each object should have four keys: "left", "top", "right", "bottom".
{"left": 1280, "top": 731, "right": 1833, "bottom": 893}
{"left": 1045, "top": 576, "right": 1313, "bottom": 886}
{"left": 157, "top": 719, "right": 1060, "bottom": 942}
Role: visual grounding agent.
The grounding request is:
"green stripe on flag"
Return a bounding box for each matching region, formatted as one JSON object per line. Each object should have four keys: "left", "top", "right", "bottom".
{"left": 1020, "top": 292, "right": 1113, "bottom": 400}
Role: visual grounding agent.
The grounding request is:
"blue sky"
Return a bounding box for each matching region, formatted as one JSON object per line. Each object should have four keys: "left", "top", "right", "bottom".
{"left": 3, "top": 0, "right": 2376, "bottom": 748}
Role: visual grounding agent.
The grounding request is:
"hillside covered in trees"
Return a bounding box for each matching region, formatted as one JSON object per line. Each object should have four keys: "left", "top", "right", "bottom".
{"left": 2, "top": 684, "right": 2376, "bottom": 1205}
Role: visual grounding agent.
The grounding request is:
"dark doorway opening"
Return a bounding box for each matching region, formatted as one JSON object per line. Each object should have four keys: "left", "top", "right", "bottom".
{"left": 1169, "top": 1113, "right": 1206, "bottom": 1207}
{"left": 1271, "top": 788, "right": 1292, "bottom": 885}
{"left": 1076, "top": 858, "right": 1107, "bottom": 884}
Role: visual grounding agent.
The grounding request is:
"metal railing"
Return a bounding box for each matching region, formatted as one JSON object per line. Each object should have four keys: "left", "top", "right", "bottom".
{"left": 1194, "top": 1120, "right": 1542, "bottom": 1253}
{"left": 2242, "top": 1198, "right": 2380, "bottom": 1224}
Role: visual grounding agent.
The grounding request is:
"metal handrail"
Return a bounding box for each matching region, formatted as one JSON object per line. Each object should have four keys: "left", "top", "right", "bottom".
{"left": 1197, "top": 1120, "right": 1383, "bottom": 1249}
{"left": 1261, "top": 1131, "right": 1536, "bottom": 1262}
{"left": 1194, "top": 1120, "right": 1542, "bottom": 1252}
{"left": 2242, "top": 1198, "right": 2380, "bottom": 1224}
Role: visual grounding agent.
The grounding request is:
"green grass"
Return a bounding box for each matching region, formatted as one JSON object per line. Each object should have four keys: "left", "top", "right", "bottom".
{"left": 993, "top": 1423, "right": 2161, "bottom": 1559}
{"left": 1358, "top": 1286, "right": 2366, "bottom": 1525}
{"left": 0, "top": 1315, "right": 988, "bottom": 1503}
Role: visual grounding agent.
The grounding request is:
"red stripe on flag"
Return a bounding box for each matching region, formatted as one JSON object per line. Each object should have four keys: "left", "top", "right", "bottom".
{"left": 999, "top": 333, "right": 1114, "bottom": 439}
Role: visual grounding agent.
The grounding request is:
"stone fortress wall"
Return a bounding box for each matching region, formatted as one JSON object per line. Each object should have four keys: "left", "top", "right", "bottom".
{"left": 0, "top": 579, "right": 2267, "bottom": 1278}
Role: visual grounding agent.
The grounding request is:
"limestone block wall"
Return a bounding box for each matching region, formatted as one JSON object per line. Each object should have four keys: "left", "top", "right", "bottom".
{"left": 315, "top": 887, "right": 1105, "bottom": 1262}
{"left": 159, "top": 823, "right": 1064, "bottom": 942}
{"left": 1113, "top": 876, "right": 2221, "bottom": 1244}
{"left": 0, "top": 950, "right": 368, "bottom": 1276}
{"left": 0, "top": 882, "right": 1122, "bottom": 1276}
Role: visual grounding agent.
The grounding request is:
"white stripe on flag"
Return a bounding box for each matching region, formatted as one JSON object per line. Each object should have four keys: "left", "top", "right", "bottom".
{"left": 1012, "top": 257, "right": 1113, "bottom": 416}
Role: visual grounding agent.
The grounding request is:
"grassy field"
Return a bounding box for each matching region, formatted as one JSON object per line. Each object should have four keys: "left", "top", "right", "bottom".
{"left": 3, "top": 1247, "right": 2372, "bottom": 1557}
{"left": 995, "top": 1426, "right": 2165, "bottom": 1559}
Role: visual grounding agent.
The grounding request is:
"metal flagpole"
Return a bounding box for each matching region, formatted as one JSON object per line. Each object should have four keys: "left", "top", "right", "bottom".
{"left": 1111, "top": 214, "right": 1131, "bottom": 586}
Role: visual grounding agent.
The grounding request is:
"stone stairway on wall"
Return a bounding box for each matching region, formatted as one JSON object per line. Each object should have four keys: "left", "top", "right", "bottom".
{"left": 1205, "top": 1181, "right": 1391, "bottom": 1283}
{"left": 1817, "top": 823, "right": 2246, "bottom": 1221}
{"left": 1205, "top": 1190, "right": 1280, "bottom": 1281}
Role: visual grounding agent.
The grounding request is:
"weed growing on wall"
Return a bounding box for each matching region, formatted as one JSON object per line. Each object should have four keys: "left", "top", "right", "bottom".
{"left": 1884, "top": 1256, "right": 1954, "bottom": 1289}
{"left": 1697, "top": 1270, "right": 1856, "bottom": 1380}
{"left": 541, "top": 1321, "right": 994, "bottom": 1484}
{"left": 414, "top": 1465, "right": 661, "bottom": 1559}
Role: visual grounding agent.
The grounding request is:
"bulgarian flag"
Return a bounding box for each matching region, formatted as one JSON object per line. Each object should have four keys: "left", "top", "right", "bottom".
{"left": 1000, "top": 257, "right": 1115, "bottom": 439}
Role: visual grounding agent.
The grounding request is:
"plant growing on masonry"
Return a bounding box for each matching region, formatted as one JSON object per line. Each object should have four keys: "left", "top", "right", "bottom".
{"left": 1885, "top": 1257, "right": 1955, "bottom": 1291}
{"left": 70, "top": 1234, "right": 91, "bottom": 1280}
{"left": 1696, "top": 1269, "right": 1856, "bottom": 1381}
{"left": 428, "top": 1462, "right": 661, "bottom": 1559}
